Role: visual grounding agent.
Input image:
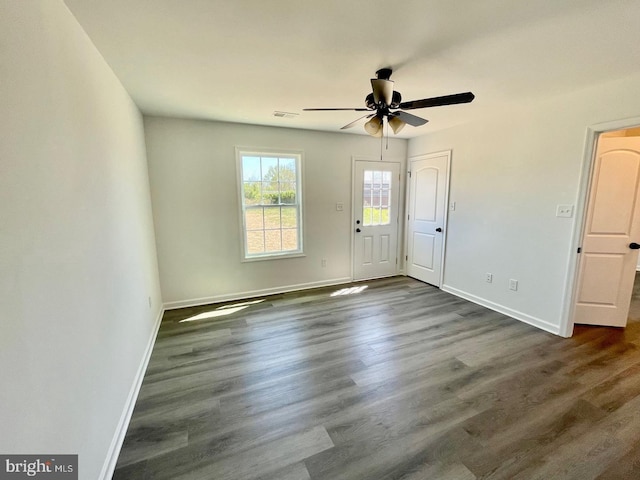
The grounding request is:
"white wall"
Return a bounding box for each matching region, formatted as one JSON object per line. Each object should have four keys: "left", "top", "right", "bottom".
{"left": 0, "top": 2, "right": 162, "bottom": 479}
{"left": 144, "top": 116, "right": 407, "bottom": 306}
{"left": 408, "top": 73, "right": 640, "bottom": 335}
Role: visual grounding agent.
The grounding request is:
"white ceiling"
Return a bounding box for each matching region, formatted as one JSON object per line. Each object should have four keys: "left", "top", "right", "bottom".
{"left": 64, "top": 0, "right": 640, "bottom": 138}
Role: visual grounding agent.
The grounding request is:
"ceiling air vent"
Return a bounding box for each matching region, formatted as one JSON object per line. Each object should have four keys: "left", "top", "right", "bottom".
{"left": 273, "top": 111, "right": 299, "bottom": 119}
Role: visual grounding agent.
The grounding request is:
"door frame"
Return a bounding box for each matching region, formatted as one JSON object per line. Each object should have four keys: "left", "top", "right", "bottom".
{"left": 404, "top": 150, "right": 452, "bottom": 288}
{"left": 560, "top": 116, "right": 640, "bottom": 337}
{"left": 351, "top": 156, "right": 405, "bottom": 281}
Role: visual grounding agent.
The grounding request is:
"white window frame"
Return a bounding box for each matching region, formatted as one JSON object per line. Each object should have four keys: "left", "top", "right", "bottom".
{"left": 235, "top": 147, "right": 304, "bottom": 261}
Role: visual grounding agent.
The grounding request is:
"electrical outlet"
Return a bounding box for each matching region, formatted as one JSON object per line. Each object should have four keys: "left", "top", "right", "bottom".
{"left": 321, "top": 259, "right": 327, "bottom": 268}
{"left": 509, "top": 279, "right": 518, "bottom": 291}
{"left": 336, "top": 203, "right": 344, "bottom": 211}
{"left": 450, "top": 202, "right": 456, "bottom": 211}
{"left": 485, "top": 273, "right": 493, "bottom": 283}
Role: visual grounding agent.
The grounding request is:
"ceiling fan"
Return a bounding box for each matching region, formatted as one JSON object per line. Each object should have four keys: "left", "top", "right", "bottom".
{"left": 304, "top": 68, "right": 475, "bottom": 136}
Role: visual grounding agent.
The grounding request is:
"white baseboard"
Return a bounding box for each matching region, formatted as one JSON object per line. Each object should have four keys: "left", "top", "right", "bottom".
{"left": 441, "top": 284, "right": 562, "bottom": 336}
{"left": 99, "top": 306, "right": 165, "bottom": 480}
{"left": 164, "top": 277, "right": 353, "bottom": 310}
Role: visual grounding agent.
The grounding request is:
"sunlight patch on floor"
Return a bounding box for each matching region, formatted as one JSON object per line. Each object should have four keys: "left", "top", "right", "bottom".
{"left": 179, "top": 299, "right": 265, "bottom": 323}
{"left": 331, "top": 285, "right": 368, "bottom": 297}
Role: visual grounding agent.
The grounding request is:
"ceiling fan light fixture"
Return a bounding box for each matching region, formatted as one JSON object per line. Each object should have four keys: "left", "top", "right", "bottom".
{"left": 364, "top": 116, "right": 383, "bottom": 137}
{"left": 388, "top": 116, "right": 406, "bottom": 134}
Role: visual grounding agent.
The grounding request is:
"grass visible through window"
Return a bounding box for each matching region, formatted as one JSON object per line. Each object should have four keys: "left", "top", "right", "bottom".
{"left": 363, "top": 207, "right": 390, "bottom": 226}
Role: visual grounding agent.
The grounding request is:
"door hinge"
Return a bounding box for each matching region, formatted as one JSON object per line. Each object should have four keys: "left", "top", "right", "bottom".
{"left": 407, "top": 214, "right": 410, "bottom": 221}
{"left": 396, "top": 257, "right": 398, "bottom": 265}
{"left": 406, "top": 255, "right": 408, "bottom": 261}
{"left": 408, "top": 171, "right": 412, "bottom": 178}
{"left": 577, "top": 247, "right": 582, "bottom": 254}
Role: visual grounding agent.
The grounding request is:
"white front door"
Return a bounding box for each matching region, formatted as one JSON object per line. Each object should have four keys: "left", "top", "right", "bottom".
{"left": 406, "top": 152, "right": 450, "bottom": 286}
{"left": 353, "top": 161, "right": 400, "bottom": 280}
{"left": 573, "top": 135, "right": 640, "bottom": 327}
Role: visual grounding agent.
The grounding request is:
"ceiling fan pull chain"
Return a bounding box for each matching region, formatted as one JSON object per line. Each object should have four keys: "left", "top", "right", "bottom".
{"left": 386, "top": 119, "right": 389, "bottom": 150}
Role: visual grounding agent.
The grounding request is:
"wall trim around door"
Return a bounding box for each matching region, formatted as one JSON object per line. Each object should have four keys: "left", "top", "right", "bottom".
{"left": 559, "top": 115, "right": 640, "bottom": 338}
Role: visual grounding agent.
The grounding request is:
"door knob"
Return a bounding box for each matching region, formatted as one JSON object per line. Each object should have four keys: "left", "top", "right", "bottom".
{"left": 630, "top": 242, "right": 640, "bottom": 250}
{"left": 436, "top": 227, "right": 443, "bottom": 232}
{"left": 356, "top": 228, "right": 361, "bottom": 233}
{"left": 356, "top": 220, "right": 361, "bottom": 225}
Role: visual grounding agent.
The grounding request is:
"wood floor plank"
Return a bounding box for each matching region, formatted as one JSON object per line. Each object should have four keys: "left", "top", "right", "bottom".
{"left": 112, "top": 274, "right": 640, "bottom": 480}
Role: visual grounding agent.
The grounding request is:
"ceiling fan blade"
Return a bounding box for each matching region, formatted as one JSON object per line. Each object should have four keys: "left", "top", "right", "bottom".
{"left": 391, "top": 111, "right": 428, "bottom": 127}
{"left": 304, "top": 107, "right": 370, "bottom": 111}
{"left": 399, "top": 92, "right": 475, "bottom": 110}
{"left": 340, "top": 114, "right": 375, "bottom": 130}
{"left": 371, "top": 79, "right": 394, "bottom": 106}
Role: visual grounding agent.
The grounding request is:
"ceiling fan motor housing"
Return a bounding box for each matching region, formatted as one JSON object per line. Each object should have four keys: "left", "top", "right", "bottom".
{"left": 376, "top": 68, "right": 393, "bottom": 80}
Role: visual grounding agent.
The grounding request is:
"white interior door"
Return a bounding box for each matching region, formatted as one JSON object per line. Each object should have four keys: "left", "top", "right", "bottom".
{"left": 573, "top": 135, "right": 640, "bottom": 327}
{"left": 353, "top": 161, "right": 400, "bottom": 280}
{"left": 406, "top": 152, "right": 449, "bottom": 287}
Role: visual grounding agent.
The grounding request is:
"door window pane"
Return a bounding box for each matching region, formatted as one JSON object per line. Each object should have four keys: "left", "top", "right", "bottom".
{"left": 363, "top": 170, "right": 392, "bottom": 226}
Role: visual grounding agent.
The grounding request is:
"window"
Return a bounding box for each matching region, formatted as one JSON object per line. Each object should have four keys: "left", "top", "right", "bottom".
{"left": 362, "top": 170, "right": 391, "bottom": 226}
{"left": 237, "top": 149, "right": 303, "bottom": 260}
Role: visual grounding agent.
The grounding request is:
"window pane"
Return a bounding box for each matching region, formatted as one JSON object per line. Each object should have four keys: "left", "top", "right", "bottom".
{"left": 245, "top": 208, "right": 264, "bottom": 230}
{"left": 363, "top": 207, "right": 372, "bottom": 226}
{"left": 380, "top": 208, "right": 390, "bottom": 225}
{"left": 381, "top": 188, "right": 389, "bottom": 208}
{"left": 371, "top": 189, "right": 381, "bottom": 207}
{"left": 264, "top": 207, "right": 281, "bottom": 229}
{"left": 246, "top": 230, "right": 265, "bottom": 254}
{"left": 282, "top": 228, "right": 298, "bottom": 251}
{"left": 242, "top": 156, "right": 261, "bottom": 181}
{"left": 280, "top": 183, "right": 296, "bottom": 204}
{"left": 279, "top": 158, "right": 296, "bottom": 182}
{"left": 261, "top": 157, "right": 278, "bottom": 181}
{"left": 265, "top": 229, "right": 282, "bottom": 252}
{"left": 262, "top": 182, "right": 278, "bottom": 204}
{"left": 281, "top": 206, "right": 297, "bottom": 228}
{"left": 243, "top": 182, "right": 261, "bottom": 205}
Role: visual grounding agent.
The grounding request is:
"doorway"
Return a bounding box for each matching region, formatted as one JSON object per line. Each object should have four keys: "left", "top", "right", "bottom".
{"left": 564, "top": 123, "right": 640, "bottom": 336}
{"left": 352, "top": 160, "right": 401, "bottom": 280}
{"left": 405, "top": 151, "right": 450, "bottom": 287}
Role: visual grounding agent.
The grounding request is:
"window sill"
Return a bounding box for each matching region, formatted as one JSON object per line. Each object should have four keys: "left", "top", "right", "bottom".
{"left": 242, "top": 252, "right": 306, "bottom": 263}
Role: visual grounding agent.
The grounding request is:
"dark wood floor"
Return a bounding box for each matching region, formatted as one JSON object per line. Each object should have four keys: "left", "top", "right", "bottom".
{"left": 113, "top": 275, "right": 640, "bottom": 480}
